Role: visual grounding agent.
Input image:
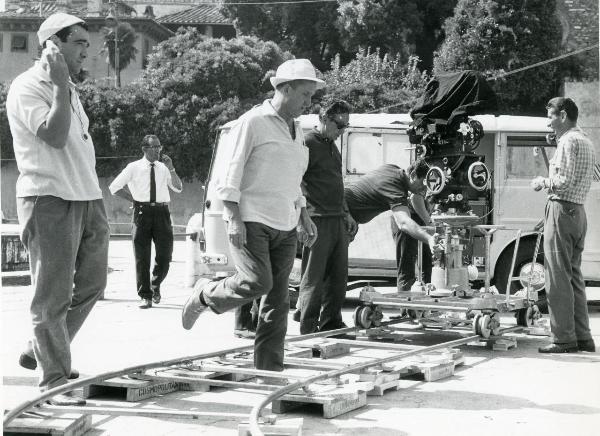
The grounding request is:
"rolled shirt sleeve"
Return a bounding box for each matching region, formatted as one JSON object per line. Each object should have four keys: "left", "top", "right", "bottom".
{"left": 548, "top": 139, "right": 575, "bottom": 192}
{"left": 166, "top": 168, "right": 182, "bottom": 193}
{"left": 216, "top": 117, "right": 255, "bottom": 203}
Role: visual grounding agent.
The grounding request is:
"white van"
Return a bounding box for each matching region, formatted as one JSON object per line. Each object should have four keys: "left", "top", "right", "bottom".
{"left": 185, "top": 113, "right": 600, "bottom": 300}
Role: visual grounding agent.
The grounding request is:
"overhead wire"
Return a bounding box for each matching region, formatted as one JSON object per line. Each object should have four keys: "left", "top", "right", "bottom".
{"left": 365, "top": 43, "right": 599, "bottom": 113}
{"left": 191, "top": 0, "right": 338, "bottom": 5}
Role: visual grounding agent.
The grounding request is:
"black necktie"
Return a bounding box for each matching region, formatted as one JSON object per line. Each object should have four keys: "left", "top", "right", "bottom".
{"left": 150, "top": 163, "right": 156, "bottom": 203}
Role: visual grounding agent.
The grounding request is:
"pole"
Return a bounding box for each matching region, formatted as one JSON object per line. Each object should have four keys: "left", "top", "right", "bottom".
{"left": 114, "top": 8, "right": 120, "bottom": 87}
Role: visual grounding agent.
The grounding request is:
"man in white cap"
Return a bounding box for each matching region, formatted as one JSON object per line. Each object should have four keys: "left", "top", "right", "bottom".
{"left": 182, "top": 58, "right": 322, "bottom": 376}
{"left": 6, "top": 13, "right": 109, "bottom": 405}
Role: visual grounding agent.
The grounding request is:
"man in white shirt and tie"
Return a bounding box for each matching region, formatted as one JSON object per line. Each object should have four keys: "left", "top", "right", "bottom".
{"left": 109, "top": 135, "right": 183, "bottom": 308}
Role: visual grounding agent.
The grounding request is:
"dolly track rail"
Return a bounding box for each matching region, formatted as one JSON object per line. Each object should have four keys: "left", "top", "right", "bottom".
{"left": 3, "top": 322, "right": 378, "bottom": 426}
{"left": 4, "top": 320, "right": 506, "bottom": 435}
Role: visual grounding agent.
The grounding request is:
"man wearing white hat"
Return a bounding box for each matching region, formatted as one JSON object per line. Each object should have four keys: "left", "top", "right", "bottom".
{"left": 6, "top": 13, "right": 109, "bottom": 406}
{"left": 182, "top": 59, "right": 322, "bottom": 375}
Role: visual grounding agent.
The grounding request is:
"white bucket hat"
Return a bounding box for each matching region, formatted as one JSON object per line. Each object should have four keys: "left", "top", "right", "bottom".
{"left": 270, "top": 59, "right": 325, "bottom": 90}
{"left": 37, "top": 13, "right": 85, "bottom": 45}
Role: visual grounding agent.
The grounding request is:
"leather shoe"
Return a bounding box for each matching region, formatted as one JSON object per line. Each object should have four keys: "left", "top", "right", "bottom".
{"left": 292, "top": 310, "right": 301, "bottom": 322}
{"left": 152, "top": 292, "right": 161, "bottom": 304}
{"left": 577, "top": 339, "right": 596, "bottom": 352}
{"left": 181, "top": 278, "right": 211, "bottom": 330}
{"left": 19, "top": 353, "right": 79, "bottom": 379}
{"left": 46, "top": 392, "right": 86, "bottom": 406}
{"left": 538, "top": 343, "right": 578, "bottom": 353}
{"left": 234, "top": 329, "right": 256, "bottom": 339}
{"left": 139, "top": 299, "right": 152, "bottom": 309}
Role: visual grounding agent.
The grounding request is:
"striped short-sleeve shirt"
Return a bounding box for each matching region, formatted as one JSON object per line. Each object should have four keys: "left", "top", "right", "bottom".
{"left": 548, "top": 127, "right": 596, "bottom": 204}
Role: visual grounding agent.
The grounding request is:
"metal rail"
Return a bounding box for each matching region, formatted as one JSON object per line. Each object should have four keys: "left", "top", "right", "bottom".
{"left": 2, "top": 321, "right": 391, "bottom": 427}
{"left": 4, "top": 320, "right": 514, "bottom": 436}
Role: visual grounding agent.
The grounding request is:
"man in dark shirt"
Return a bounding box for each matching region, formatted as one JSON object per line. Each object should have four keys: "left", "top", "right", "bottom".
{"left": 345, "top": 160, "right": 437, "bottom": 280}
{"left": 296, "top": 101, "right": 357, "bottom": 333}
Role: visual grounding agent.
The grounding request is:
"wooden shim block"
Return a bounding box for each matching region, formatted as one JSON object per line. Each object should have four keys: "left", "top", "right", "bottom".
{"left": 310, "top": 342, "right": 350, "bottom": 359}
{"left": 418, "top": 362, "right": 455, "bottom": 382}
{"left": 82, "top": 376, "right": 180, "bottom": 402}
{"left": 292, "top": 340, "right": 351, "bottom": 359}
{"left": 272, "top": 391, "right": 367, "bottom": 419}
{"left": 4, "top": 413, "right": 91, "bottom": 436}
{"left": 238, "top": 418, "right": 303, "bottom": 436}
{"left": 490, "top": 338, "right": 517, "bottom": 351}
{"left": 367, "top": 379, "right": 401, "bottom": 396}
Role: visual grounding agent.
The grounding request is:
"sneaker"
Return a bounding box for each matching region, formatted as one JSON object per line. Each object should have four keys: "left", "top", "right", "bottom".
{"left": 139, "top": 299, "right": 152, "bottom": 309}
{"left": 152, "top": 291, "right": 161, "bottom": 304}
{"left": 19, "top": 353, "right": 79, "bottom": 379}
{"left": 234, "top": 329, "right": 256, "bottom": 339}
{"left": 181, "top": 278, "right": 211, "bottom": 330}
{"left": 577, "top": 339, "right": 596, "bottom": 352}
{"left": 46, "top": 392, "right": 86, "bottom": 406}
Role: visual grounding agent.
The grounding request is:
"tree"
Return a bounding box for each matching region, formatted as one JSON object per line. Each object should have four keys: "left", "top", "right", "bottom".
{"left": 336, "top": 0, "right": 421, "bottom": 61}
{"left": 101, "top": 21, "right": 138, "bottom": 87}
{"left": 220, "top": 0, "right": 350, "bottom": 71}
{"left": 336, "top": 0, "right": 456, "bottom": 71}
{"left": 120, "top": 29, "right": 292, "bottom": 180}
{"left": 433, "top": 0, "right": 563, "bottom": 114}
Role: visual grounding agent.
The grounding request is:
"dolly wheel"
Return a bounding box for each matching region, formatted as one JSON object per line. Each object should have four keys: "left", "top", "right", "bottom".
{"left": 472, "top": 313, "right": 482, "bottom": 335}
{"left": 478, "top": 314, "right": 492, "bottom": 338}
{"left": 516, "top": 305, "right": 541, "bottom": 327}
{"left": 371, "top": 306, "right": 384, "bottom": 327}
{"left": 490, "top": 312, "right": 501, "bottom": 336}
{"left": 353, "top": 306, "right": 373, "bottom": 329}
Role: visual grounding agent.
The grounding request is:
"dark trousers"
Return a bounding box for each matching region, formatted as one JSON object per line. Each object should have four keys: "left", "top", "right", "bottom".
{"left": 391, "top": 214, "right": 432, "bottom": 292}
{"left": 132, "top": 203, "right": 173, "bottom": 299}
{"left": 234, "top": 300, "right": 259, "bottom": 331}
{"left": 17, "top": 196, "right": 109, "bottom": 390}
{"left": 201, "top": 222, "right": 297, "bottom": 371}
{"left": 298, "top": 217, "right": 348, "bottom": 334}
{"left": 544, "top": 200, "right": 592, "bottom": 345}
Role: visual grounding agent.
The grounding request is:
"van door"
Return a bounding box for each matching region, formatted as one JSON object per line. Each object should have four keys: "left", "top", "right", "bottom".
{"left": 343, "top": 128, "right": 412, "bottom": 278}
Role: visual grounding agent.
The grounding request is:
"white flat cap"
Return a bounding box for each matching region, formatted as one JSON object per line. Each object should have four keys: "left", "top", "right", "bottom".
{"left": 270, "top": 59, "right": 325, "bottom": 90}
{"left": 37, "top": 13, "right": 85, "bottom": 45}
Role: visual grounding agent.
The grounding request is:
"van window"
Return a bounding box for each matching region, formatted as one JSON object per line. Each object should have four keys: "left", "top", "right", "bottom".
{"left": 346, "top": 131, "right": 411, "bottom": 174}
{"left": 506, "top": 135, "right": 556, "bottom": 179}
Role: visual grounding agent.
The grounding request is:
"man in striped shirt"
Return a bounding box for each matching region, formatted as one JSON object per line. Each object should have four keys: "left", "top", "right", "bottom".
{"left": 531, "top": 97, "right": 597, "bottom": 353}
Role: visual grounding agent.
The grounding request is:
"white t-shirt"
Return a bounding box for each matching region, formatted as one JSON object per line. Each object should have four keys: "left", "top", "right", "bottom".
{"left": 7, "top": 62, "right": 102, "bottom": 200}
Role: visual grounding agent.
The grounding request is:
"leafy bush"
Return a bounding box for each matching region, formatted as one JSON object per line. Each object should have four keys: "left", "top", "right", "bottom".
{"left": 320, "top": 48, "right": 430, "bottom": 113}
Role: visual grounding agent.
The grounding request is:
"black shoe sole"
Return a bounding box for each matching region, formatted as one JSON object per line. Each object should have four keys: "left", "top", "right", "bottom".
{"left": 20, "top": 353, "right": 79, "bottom": 378}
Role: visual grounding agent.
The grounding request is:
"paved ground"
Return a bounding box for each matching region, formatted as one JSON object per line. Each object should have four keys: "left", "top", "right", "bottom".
{"left": 2, "top": 239, "right": 600, "bottom": 435}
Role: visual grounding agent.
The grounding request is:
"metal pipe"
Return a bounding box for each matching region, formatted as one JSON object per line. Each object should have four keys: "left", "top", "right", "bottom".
{"left": 506, "top": 229, "right": 522, "bottom": 303}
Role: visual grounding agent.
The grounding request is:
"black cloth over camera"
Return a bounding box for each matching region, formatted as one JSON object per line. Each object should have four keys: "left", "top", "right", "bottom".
{"left": 410, "top": 70, "right": 498, "bottom": 126}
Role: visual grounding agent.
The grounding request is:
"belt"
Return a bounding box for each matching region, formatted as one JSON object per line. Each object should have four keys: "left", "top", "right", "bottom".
{"left": 134, "top": 201, "right": 169, "bottom": 207}
{"left": 548, "top": 198, "right": 581, "bottom": 206}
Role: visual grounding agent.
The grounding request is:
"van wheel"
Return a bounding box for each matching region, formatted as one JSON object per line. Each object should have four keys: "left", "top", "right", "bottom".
{"left": 494, "top": 238, "right": 548, "bottom": 313}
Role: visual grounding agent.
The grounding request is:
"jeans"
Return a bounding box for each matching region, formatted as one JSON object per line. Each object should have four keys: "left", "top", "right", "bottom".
{"left": 201, "top": 222, "right": 297, "bottom": 371}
